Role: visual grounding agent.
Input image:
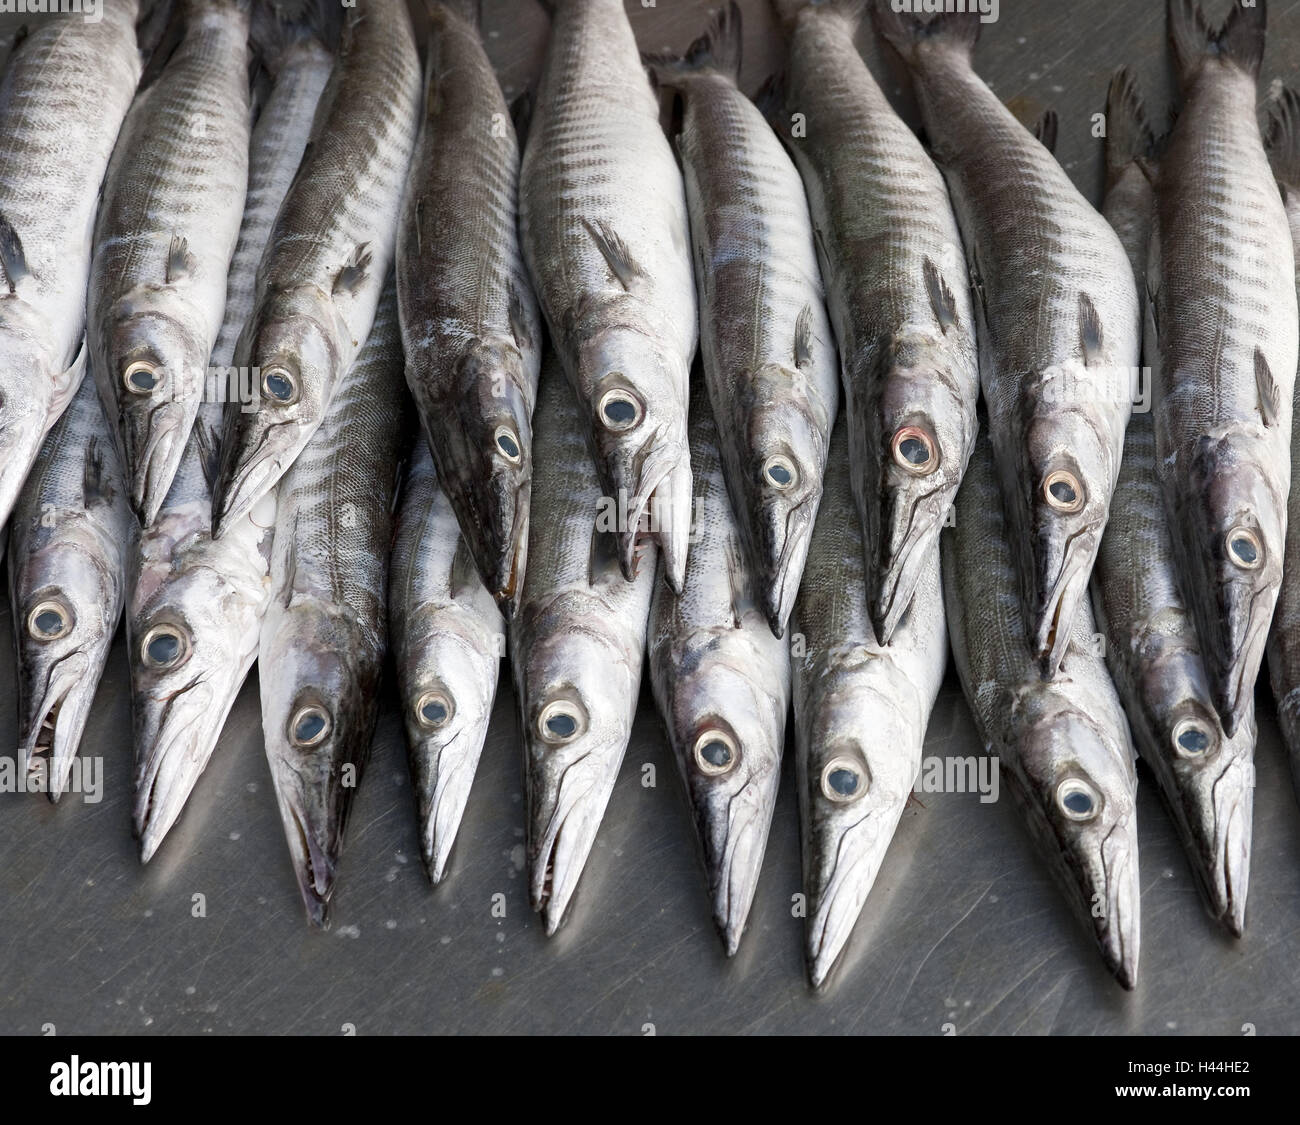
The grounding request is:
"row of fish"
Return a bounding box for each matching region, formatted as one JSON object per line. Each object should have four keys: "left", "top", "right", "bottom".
{"left": 3, "top": 0, "right": 1299, "bottom": 990}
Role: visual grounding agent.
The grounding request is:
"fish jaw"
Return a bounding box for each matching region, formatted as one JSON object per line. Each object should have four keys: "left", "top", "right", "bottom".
{"left": 18, "top": 650, "right": 94, "bottom": 802}
{"left": 1170, "top": 437, "right": 1284, "bottom": 738}
{"left": 516, "top": 624, "right": 639, "bottom": 935}
{"left": 1010, "top": 707, "right": 1140, "bottom": 990}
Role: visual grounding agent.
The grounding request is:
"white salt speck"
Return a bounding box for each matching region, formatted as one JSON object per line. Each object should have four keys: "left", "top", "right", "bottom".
{"left": 944, "top": 997, "right": 956, "bottom": 1008}
{"left": 1028, "top": 72, "right": 1040, "bottom": 81}
{"left": 245, "top": 782, "right": 257, "bottom": 793}
{"left": 144, "top": 909, "right": 153, "bottom": 918}
{"left": 229, "top": 832, "right": 240, "bottom": 841}
{"left": 1051, "top": 85, "right": 1064, "bottom": 94}
{"left": 988, "top": 895, "right": 999, "bottom": 904}
{"left": 1166, "top": 1021, "right": 1178, "bottom": 1030}
{"left": 1163, "top": 869, "right": 1175, "bottom": 879}
{"left": 496, "top": 932, "right": 505, "bottom": 943}
{"left": 395, "top": 853, "right": 408, "bottom": 865}
{"left": 440, "top": 935, "right": 451, "bottom": 945}
{"left": 385, "top": 868, "right": 399, "bottom": 883}
{"left": 337, "top": 925, "right": 361, "bottom": 939}
{"left": 385, "top": 919, "right": 397, "bottom": 931}
{"left": 489, "top": 29, "right": 500, "bottom": 39}
{"left": 509, "top": 844, "right": 525, "bottom": 871}
{"left": 1017, "top": 36, "right": 1026, "bottom": 44}
{"left": 185, "top": 986, "right": 196, "bottom": 996}
{"left": 144, "top": 1017, "right": 153, "bottom": 1026}
{"left": 491, "top": 967, "right": 504, "bottom": 978}
{"left": 512, "top": 826, "right": 524, "bottom": 838}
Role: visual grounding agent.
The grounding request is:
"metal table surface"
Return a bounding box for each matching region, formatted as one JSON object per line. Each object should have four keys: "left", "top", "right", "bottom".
{"left": 3, "top": 0, "right": 1300, "bottom": 1036}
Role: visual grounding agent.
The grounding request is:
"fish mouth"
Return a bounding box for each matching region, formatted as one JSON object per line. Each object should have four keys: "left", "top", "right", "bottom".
{"left": 601, "top": 432, "right": 690, "bottom": 592}
{"left": 1089, "top": 823, "right": 1141, "bottom": 990}
{"left": 211, "top": 420, "right": 299, "bottom": 538}
{"left": 126, "top": 405, "right": 186, "bottom": 525}
{"left": 19, "top": 650, "right": 94, "bottom": 802}
{"left": 1030, "top": 547, "right": 1094, "bottom": 680}
{"left": 283, "top": 800, "right": 337, "bottom": 928}
{"left": 869, "top": 481, "right": 948, "bottom": 645}
{"left": 412, "top": 726, "right": 484, "bottom": 885}
{"left": 445, "top": 455, "right": 530, "bottom": 612}
{"left": 1205, "top": 582, "right": 1274, "bottom": 740}
{"left": 754, "top": 490, "right": 819, "bottom": 639}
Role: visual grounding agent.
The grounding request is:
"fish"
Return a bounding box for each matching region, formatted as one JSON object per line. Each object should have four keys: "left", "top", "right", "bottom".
{"left": 7, "top": 377, "right": 132, "bottom": 800}
{"left": 1093, "top": 67, "right": 1253, "bottom": 936}
{"left": 519, "top": 0, "right": 697, "bottom": 593}
{"left": 791, "top": 415, "right": 947, "bottom": 989}
{"left": 876, "top": 6, "right": 1139, "bottom": 678}
{"left": 647, "top": 370, "right": 791, "bottom": 956}
{"left": 389, "top": 438, "right": 505, "bottom": 884}
{"left": 771, "top": 0, "right": 978, "bottom": 645}
{"left": 648, "top": 4, "right": 837, "bottom": 637}
{"left": 87, "top": 0, "right": 252, "bottom": 525}
{"left": 396, "top": 0, "right": 542, "bottom": 613}
{"left": 1265, "top": 84, "right": 1300, "bottom": 800}
{"left": 1145, "top": 0, "right": 1297, "bottom": 740}
{"left": 0, "top": 2, "right": 141, "bottom": 530}
{"left": 944, "top": 424, "right": 1140, "bottom": 990}
{"left": 260, "top": 275, "right": 410, "bottom": 926}
{"left": 511, "top": 353, "right": 657, "bottom": 935}
{"left": 211, "top": 0, "right": 420, "bottom": 537}
{"left": 129, "top": 7, "right": 331, "bottom": 863}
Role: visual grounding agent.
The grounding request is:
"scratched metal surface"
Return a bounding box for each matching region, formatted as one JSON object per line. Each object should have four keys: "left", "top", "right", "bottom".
{"left": 2, "top": 0, "right": 1300, "bottom": 1036}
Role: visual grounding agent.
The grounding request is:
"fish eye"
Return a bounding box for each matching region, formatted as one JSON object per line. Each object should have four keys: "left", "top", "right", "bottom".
{"left": 415, "top": 690, "right": 453, "bottom": 730}
{"left": 123, "top": 360, "right": 160, "bottom": 395}
{"left": 762, "top": 454, "right": 797, "bottom": 490}
{"left": 140, "top": 623, "right": 190, "bottom": 670}
{"left": 821, "top": 756, "right": 869, "bottom": 803}
{"left": 891, "top": 425, "right": 938, "bottom": 475}
{"left": 1056, "top": 777, "right": 1101, "bottom": 821}
{"left": 261, "top": 364, "right": 299, "bottom": 405}
{"left": 494, "top": 426, "right": 522, "bottom": 463}
{"left": 693, "top": 730, "right": 737, "bottom": 776}
{"left": 598, "top": 385, "right": 643, "bottom": 432}
{"left": 1225, "top": 527, "right": 1262, "bottom": 570}
{"left": 289, "top": 704, "right": 331, "bottom": 748}
{"left": 27, "top": 599, "right": 73, "bottom": 641}
{"left": 1043, "top": 469, "right": 1085, "bottom": 513}
{"left": 538, "top": 699, "right": 585, "bottom": 744}
{"left": 1172, "top": 717, "right": 1215, "bottom": 759}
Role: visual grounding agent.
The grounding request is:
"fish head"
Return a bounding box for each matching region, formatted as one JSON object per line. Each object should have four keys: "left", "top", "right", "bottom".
{"left": 103, "top": 288, "right": 210, "bottom": 523}
{"left": 1018, "top": 402, "right": 1116, "bottom": 677}
{"left": 261, "top": 615, "right": 374, "bottom": 927}
{"left": 443, "top": 336, "right": 535, "bottom": 604}
{"left": 799, "top": 667, "right": 918, "bottom": 989}
{"left": 12, "top": 526, "right": 121, "bottom": 799}
{"left": 1012, "top": 702, "right": 1139, "bottom": 989}
{"left": 212, "top": 285, "right": 339, "bottom": 536}
{"left": 733, "top": 362, "right": 827, "bottom": 637}
{"left": 860, "top": 337, "right": 974, "bottom": 643}
{"left": 667, "top": 641, "right": 788, "bottom": 955}
{"left": 576, "top": 322, "right": 690, "bottom": 584}
{"left": 1177, "top": 435, "right": 1284, "bottom": 738}
{"left": 518, "top": 619, "right": 638, "bottom": 934}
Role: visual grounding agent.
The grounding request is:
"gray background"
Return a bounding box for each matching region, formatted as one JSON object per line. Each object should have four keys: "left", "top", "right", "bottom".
{"left": 2, "top": 0, "right": 1300, "bottom": 1035}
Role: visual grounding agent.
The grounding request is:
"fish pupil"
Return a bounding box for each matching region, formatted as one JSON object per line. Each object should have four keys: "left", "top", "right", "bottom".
{"left": 421, "top": 699, "right": 448, "bottom": 725}
{"left": 496, "top": 432, "right": 520, "bottom": 459}
{"left": 700, "top": 740, "right": 732, "bottom": 768}
{"left": 546, "top": 712, "right": 577, "bottom": 739}
{"left": 767, "top": 462, "right": 793, "bottom": 486}
{"left": 128, "top": 368, "right": 156, "bottom": 392}
{"left": 899, "top": 437, "right": 930, "bottom": 465}
{"left": 1049, "top": 480, "right": 1077, "bottom": 505}
{"left": 828, "top": 767, "right": 859, "bottom": 797}
{"left": 147, "top": 633, "right": 180, "bottom": 665}
{"left": 265, "top": 372, "right": 294, "bottom": 401}
{"left": 603, "top": 398, "right": 636, "bottom": 425}
{"left": 34, "top": 609, "right": 64, "bottom": 636}
{"left": 1063, "top": 790, "right": 1093, "bottom": 815}
{"left": 1178, "top": 727, "right": 1209, "bottom": 754}
{"left": 295, "top": 712, "right": 326, "bottom": 742}
{"left": 1231, "top": 536, "right": 1257, "bottom": 565}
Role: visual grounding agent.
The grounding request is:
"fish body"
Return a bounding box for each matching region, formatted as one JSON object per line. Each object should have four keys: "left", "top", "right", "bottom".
{"left": 397, "top": 0, "right": 541, "bottom": 611}
{"left": 1093, "top": 68, "right": 1253, "bottom": 935}
{"left": 511, "top": 354, "right": 657, "bottom": 935}
{"left": 88, "top": 0, "right": 251, "bottom": 524}
{"left": 792, "top": 415, "right": 947, "bottom": 989}
{"left": 390, "top": 438, "right": 505, "bottom": 884}
{"left": 775, "top": 0, "right": 977, "bottom": 644}
{"left": 647, "top": 373, "right": 790, "bottom": 956}
{"left": 259, "top": 277, "right": 410, "bottom": 926}
{"left": 877, "top": 9, "right": 1139, "bottom": 677}
{"left": 212, "top": 0, "right": 420, "bottom": 536}
{"left": 944, "top": 426, "right": 1140, "bottom": 989}
{"left": 8, "top": 377, "right": 132, "bottom": 799}
{"left": 0, "top": 3, "right": 141, "bottom": 528}
{"left": 519, "top": 0, "right": 697, "bottom": 592}
{"left": 1146, "top": 0, "right": 1297, "bottom": 738}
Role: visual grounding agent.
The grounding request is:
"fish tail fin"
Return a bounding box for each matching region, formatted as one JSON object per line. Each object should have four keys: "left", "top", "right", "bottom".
{"left": 754, "top": 69, "right": 788, "bottom": 126}
{"left": 645, "top": 1, "right": 743, "bottom": 85}
{"left": 872, "top": 1, "right": 981, "bottom": 66}
{"left": 1267, "top": 85, "right": 1300, "bottom": 190}
{"left": 1168, "top": 0, "right": 1265, "bottom": 86}
{"left": 770, "top": 0, "right": 864, "bottom": 35}
{"left": 1105, "top": 66, "right": 1157, "bottom": 181}
{"left": 251, "top": 0, "right": 340, "bottom": 72}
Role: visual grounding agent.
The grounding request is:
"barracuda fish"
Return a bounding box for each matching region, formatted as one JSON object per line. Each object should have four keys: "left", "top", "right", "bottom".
{"left": 647, "top": 374, "right": 790, "bottom": 956}
{"left": 1093, "top": 68, "right": 1253, "bottom": 936}
{"left": 944, "top": 426, "right": 1140, "bottom": 989}
{"left": 129, "top": 9, "right": 330, "bottom": 863}
{"left": 792, "top": 416, "right": 946, "bottom": 989}
{"left": 260, "top": 277, "right": 409, "bottom": 926}
{"left": 648, "top": 4, "right": 836, "bottom": 639}
{"left": 87, "top": 0, "right": 251, "bottom": 525}
{"left": 1146, "top": 0, "right": 1297, "bottom": 739}
{"left": 397, "top": 0, "right": 541, "bottom": 612}
{"left": 519, "top": 0, "right": 697, "bottom": 593}
{"left": 772, "top": 0, "right": 976, "bottom": 645}
{"left": 1265, "top": 84, "right": 1300, "bottom": 799}
{"left": 512, "top": 355, "right": 657, "bottom": 935}
{"left": 390, "top": 438, "right": 505, "bottom": 884}
{"left": 0, "top": 3, "right": 140, "bottom": 529}
{"left": 7, "top": 378, "right": 131, "bottom": 800}
{"left": 211, "top": 0, "right": 420, "bottom": 537}
{"left": 877, "top": 7, "right": 1139, "bottom": 678}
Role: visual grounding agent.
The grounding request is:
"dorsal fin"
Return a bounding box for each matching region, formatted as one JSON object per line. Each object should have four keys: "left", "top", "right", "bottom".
{"left": 582, "top": 218, "right": 642, "bottom": 291}
{"left": 922, "top": 256, "right": 958, "bottom": 333}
